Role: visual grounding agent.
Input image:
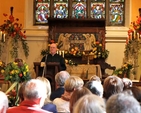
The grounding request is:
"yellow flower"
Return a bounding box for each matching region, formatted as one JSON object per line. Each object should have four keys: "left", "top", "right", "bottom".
{"left": 10, "top": 76, "right": 12, "bottom": 78}
{"left": 0, "top": 61, "right": 2, "bottom": 66}
{"left": 23, "top": 72, "right": 26, "bottom": 76}
{"left": 14, "top": 70, "right": 19, "bottom": 74}
{"left": 10, "top": 70, "right": 14, "bottom": 75}
{"left": 13, "top": 62, "right": 18, "bottom": 65}
{"left": 119, "top": 71, "right": 122, "bottom": 74}
{"left": 94, "top": 55, "right": 97, "bottom": 58}
{"left": 99, "top": 44, "right": 102, "bottom": 46}
{"left": 1, "top": 69, "right": 4, "bottom": 73}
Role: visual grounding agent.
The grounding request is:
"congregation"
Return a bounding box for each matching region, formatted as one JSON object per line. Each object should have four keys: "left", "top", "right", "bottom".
{"left": 0, "top": 71, "right": 141, "bottom": 113}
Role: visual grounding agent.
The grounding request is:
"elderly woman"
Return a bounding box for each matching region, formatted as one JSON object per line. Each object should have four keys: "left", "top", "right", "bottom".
{"left": 36, "top": 77, "right": 57, "bottom": 113}
{"left": 70, "top": 87, "right": 92, "bottom": 113}
{"left": 53, "top": 76, "right": 84, "bottom": 113}
{"left": 103, "top": 75, "right": 124, "bottom": 100}
{"left": 73, "top": 94, "right": 106, "bottom": 113}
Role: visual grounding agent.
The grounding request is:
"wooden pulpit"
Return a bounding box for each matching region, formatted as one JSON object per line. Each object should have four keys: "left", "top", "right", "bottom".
{"left": 33, "top": 62, "right": 61, "bottom": 91}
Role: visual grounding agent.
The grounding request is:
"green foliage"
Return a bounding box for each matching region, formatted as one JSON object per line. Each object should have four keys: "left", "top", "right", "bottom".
{"left": 3, "top": 59, "right": 31, "bottom": 83}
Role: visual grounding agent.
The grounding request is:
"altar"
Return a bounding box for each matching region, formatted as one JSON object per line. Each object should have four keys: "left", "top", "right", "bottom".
{"left": 66, "top": 64, "right": 102, "bottom": 79}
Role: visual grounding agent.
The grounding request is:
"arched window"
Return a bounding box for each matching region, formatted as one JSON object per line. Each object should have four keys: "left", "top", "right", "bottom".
{"left": 34, "top": 0, "right": 125, "bottom": 26}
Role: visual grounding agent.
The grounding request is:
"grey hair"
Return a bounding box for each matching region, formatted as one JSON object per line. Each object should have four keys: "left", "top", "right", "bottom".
{"left": 55, "top": 71, "right": 70, "bottom": 86}
{"left": 106, "top": 92, "right": 141, "bottom": 113}
{"left": 73, "top": 94, "right": 106, "bottom": 113}
{"left": 24, "top": 79, "right": 47, "bottom": 100}
{"left": 0, "top": 91, "right": 8, "bottom": 113}
{"left": 85, "top": 81, "right": 103, "bottom": 98}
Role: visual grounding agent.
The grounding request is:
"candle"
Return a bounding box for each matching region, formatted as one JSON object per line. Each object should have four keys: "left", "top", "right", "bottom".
{"left": 57, "top": 50, "right": 58, "bottom": 54}
{"left": 137, "top": 33, "right": 139, "bottom": 41}
{"left": 130, "top": 33, "right": 132, "bottom": 40}
{"left": 59, "top": 50, "right": 61, "bottom": 56}
{"left": 134, "top": 30, "right": 136, "bottom": 39}
{"left": 3, "top": 34, "right": 5, "bottom": 42}
{"left": 62, "top": 50, "right": 64, "bottom": 58}
{"left": 0, "top": 31, "right": 2, "bottom": 40}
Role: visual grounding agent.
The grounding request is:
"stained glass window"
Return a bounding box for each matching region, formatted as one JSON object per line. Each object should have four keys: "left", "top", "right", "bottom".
{"left": 34, "top": 0, "right": 125, "bottom": 26}
{"left": 35, "top": 0, "right": 50, "bottom": 24}
{"left": 54, "top": 0, "right": 68, "bottom": 18}
{"left": 91, "top": 0, "right": 105, "bottom": 19}
{"left": 109, "top": 0, "right": 125, "bottom": 25}
{"left": 72, "top": 0, "right": 87, "bottom": 19}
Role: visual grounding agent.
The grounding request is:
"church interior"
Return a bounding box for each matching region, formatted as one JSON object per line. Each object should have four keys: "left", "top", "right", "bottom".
{"left": 1, "top": 0, "right": 141, "bottom": 112}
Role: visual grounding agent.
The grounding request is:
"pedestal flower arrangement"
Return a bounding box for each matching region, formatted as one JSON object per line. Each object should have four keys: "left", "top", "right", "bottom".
{"left": 0, "top": 7, "right": 29, "bottom": 59}
{"left": 4, "top": 58, "right": 31, "bottom": 106}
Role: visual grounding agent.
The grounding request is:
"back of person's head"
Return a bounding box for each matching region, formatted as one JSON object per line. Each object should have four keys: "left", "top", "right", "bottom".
{"left": 18, "top": 81, "right": 27, "bottom": 102}
{"left": 73, "top": 94, "right": 106, "bottom": 113}
{"left": 89, "top": 75, "right": 101, "bottom": 83}
{"left": 70, "top": 87, "right": 92, "bottom": 113}
{"left": 85, "top": 80, "right": 103, "bottom": 98}
{"left": 126, "top": 86, "right": 141, "bottom": 103}
{"left": 64, "top": 76, "right": 84, "bottom": 92}
{"left": 24, "top": 79, "right": 47, "bottom": 107}
{"left": 0, "top": 91, "right": 8, "bottom": 113}
{"left": 103, "top": 75, "right": 124, "bottom": 99}
{"left": 106, "top": 91, "right": 141, "bottom": 113}
{"left": 122, "top": 78, "right": 132, "bottom": 89}
{"left": 36, "top": 77, "right": 51, "bottom": 104}
{"left": 55, "top": 71, "right": 70, "bottom": 86}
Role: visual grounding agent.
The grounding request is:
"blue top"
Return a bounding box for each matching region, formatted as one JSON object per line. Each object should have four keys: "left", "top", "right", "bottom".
{"left": 50, "top": 87, "right": 65, "bottom": 101}
{"left": 42, "top": 103, "right": 57, "bottom": 113}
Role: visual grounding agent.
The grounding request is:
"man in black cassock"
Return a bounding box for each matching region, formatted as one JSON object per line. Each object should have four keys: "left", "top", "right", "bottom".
{"left": 39, "top": 43, "right": 66, "bottom": 76}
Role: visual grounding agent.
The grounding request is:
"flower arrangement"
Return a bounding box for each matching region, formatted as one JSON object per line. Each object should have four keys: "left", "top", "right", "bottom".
{"left": 64, "top": 47, "right": 84, "bottom": 57}
{"left": 0, "top": 7, "right": 29, "bottom": 58}
{"left": 7, "top": 89, "right": 17, "bottom": 107}
{"left": 91, "top": 42, "right": 109, "bottom": 59}
{"left": 3, "top": 58, "right": 31, "bottom": 83}
{"left": 0, "top": 60, "right": 5, "bottom": 75}
{"left": 113, "top": 62, "right": 133, "bottom": 78}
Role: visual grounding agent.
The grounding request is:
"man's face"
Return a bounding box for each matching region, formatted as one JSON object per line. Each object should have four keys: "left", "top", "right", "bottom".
{"left": 50, "top": 43, "right": 57, "bottom": 55}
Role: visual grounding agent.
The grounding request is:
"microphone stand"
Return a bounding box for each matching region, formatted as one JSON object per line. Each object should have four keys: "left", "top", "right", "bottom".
{"left": 42, "top": 54, "right": 48, "bottom": 77}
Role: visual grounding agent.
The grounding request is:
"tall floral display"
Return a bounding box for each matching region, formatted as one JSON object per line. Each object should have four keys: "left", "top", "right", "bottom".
{"left": 4, "top": 58, "right": 31, "bottom": 106}
{"left": 113, "top": 8, "right": 141, "bottom": 79}
{"left": 0, "top": 7, "right": 29, "bottom": 60}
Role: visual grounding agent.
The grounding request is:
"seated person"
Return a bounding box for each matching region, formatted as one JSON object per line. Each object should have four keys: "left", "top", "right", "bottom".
{"left": 50, "top": 71, "right": 70, "bottom": 101}
{"left": 0, "top": 91, "right": 8, "bottom": 113}
{"left": 85, "top": 80, "right": 103, "bottom": 98}
{"left": 106, "top": 91, "right": 141, "bottom": 113}
{"left": 36, "top": 77, "right": 57, "bottom": 113}
{"left": 39, "top": 43, "right": 66, "bottom": 76}
{"left": 89, "top": 75, "right": 101, "bottom": 83}
{"left": 69, "top": 87, "right": 92, "bottom": 113}
{"left": 53, "top": 76, "right": 84, "bottom": 113}
{"left": 73, "top": 94, "right": 106, "bottom": 113}
{"left": 103, "top": 75, "right": 124, "bottom": 100}
{"left": 7, "top": 79, "right": 51, "bottom": 113}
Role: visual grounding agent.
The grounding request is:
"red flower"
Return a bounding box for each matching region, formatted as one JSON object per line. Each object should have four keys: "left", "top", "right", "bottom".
{"left": 9, "top": 15, "right": 14, "bottom": 23}
{"left": 19, "top": 73, "right": 23, "bottom": 77}
{"left": 3, "top": 13, "right": 7, "bottom": 17}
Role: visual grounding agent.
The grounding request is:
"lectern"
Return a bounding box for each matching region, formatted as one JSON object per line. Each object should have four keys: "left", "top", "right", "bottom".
{"left": 33, "top": 62, "right": 61, "bottom": 91}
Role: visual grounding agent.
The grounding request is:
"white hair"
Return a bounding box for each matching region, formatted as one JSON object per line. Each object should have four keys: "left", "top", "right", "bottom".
{"left": 55, "top": 71, "right": 70, "bottom": 86}
{"left": 85, "top": 81, "right": 103, "bottom": 98}
{"left": 24, "top": 79, "right": 47, "bottom": 100}
{"left": 106, "top": 92, "right": 141, "bottom": 113}
{"left": 0, "top": 91, "right": 8, "bottom": 113}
